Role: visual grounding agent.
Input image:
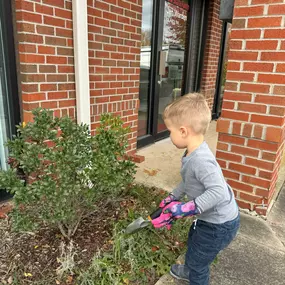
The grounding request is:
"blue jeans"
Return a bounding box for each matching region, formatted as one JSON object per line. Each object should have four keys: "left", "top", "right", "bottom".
{"left": 185, "top": 214, "right": 240, "bottom": 285}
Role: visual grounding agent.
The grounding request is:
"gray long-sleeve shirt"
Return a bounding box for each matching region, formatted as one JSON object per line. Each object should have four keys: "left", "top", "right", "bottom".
{"left": 173, "top": 141, "right": 239, "bottom": 224}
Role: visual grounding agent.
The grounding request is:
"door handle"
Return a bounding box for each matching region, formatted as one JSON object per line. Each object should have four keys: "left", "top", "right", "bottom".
{"left": 159, "top": 50, "right": 167, "bottom": 76}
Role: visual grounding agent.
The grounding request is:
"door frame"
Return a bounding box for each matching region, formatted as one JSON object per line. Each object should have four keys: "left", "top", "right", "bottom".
{"left": 137, "top": 0, "right": 209, "bottom": 148}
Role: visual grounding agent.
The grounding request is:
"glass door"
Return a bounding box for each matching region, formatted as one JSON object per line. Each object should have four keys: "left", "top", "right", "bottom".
{"left": 156, "top": 0, "right": 189, "bottom": 136}
{"left": 0, "top": 0, "right": 20, "bottom": 201}
{"left": 137, "top": 0, "right": 207, "bottom": 148}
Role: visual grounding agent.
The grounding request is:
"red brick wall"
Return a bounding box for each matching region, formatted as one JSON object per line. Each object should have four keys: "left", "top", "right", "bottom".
{"left": 15, "top": 0, "right": 76, "bottom": 122}
{"left": 216, "top": 0, "right": 285, "bottom": 215}
{"left": 15, "top": 0, "right": 141, "bottom": 154}
{"left": 87, "top": 0, "right": 141, "bottom": 153}
{"left": 200, "top": 0, "right": 223, "bottom": 110}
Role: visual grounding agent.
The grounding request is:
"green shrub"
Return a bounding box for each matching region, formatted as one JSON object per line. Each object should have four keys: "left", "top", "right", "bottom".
{"left": 0, "top": 108, "right": 135, "bottom": 239}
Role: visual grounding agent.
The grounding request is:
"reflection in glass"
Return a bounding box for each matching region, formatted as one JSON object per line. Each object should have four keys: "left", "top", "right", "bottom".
{"left": 138, "top": 0, "right": 153, "bottom": 137}
{"left": 157, "top": 0, "right": 189, "bottom": 133}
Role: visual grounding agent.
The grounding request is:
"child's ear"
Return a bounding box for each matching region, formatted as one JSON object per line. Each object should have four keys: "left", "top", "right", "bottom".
{"left": 180, "top": 126, "right": 188, "bottom": 137}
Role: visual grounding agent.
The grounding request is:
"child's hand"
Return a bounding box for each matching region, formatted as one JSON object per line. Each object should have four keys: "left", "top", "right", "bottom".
{"left": 151, "top": 202, "right": 179, "bottom": 230}
{"left": 159, "top": 193, "right": 178, "bottom": 208}
{"left": 163, "top": 200, "right": 200, "bottom": 219}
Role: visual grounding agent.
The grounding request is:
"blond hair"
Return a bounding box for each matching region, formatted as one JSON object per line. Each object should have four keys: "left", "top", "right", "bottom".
{"left": 163, "top": 93, "right": 211, "bottom": 135}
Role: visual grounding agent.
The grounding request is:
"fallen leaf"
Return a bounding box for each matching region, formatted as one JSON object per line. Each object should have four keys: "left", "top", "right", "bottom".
{"left": 66, "top": 275, "right": 73, "bottom": 283}
{"left": 56, "top": 280, "right": 60, "bottom": 285}
{"left": 123, "top": 277, "right": 129, "bottom": 284}
{"left": 151, "top": 246, "right": 159, "bottom": 252}
{"left": 8, "top": 277, "right": 13, "bottom": 284}
{"left": 24, "top": 273, "right": 33, "bottom": 277}
{"left": 34, "top": 245, "right": 39, "bottom": 249}
{"left": 143, "top": 169, "right": 160, "bottom": 176}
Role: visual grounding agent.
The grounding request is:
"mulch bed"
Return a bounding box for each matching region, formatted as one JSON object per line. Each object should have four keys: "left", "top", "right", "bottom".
{"left": 0, "top": 199, "right": 126, "bottom": 285}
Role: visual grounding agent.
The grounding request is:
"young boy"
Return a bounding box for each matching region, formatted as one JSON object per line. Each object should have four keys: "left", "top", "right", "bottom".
{"left": 152, "top": 93, "right": 240, "bottom": 285}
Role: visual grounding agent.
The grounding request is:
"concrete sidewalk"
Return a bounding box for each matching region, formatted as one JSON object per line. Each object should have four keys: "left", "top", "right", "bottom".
{"left": 135, "top": 121, "right": 217, "bottom": 192}
{"left": 156, "top": 184, "right": 285, "bottom": 285}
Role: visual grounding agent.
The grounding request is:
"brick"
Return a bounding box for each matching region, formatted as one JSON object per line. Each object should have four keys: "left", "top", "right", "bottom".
{"left": 269, "top": 106, "right": 285, "bottom": 116}
{"left": 231, "top": 145, "right": 259, "bottom": 157}
{"left": 47, "top": 56, "right": 67, "bottom": 64}
{"left": 234, "top": 6, "right": 264, "bottom": 17}
{"left": 58, "top": 83, "right": 75, "bottom": 90}
{"left": 59, "top": 99, "right": 76, "bottom": 107}
{"left": 268, "top": 4, "right": 285, "bottom": 15}
{"left": 22, "top": 93, "right": 46, "bottom": 101}
{"left": 58, "top": 66, "right": 74, "bottom": 73}
{"left": 232, "top": 122, "right": 242, "bottom": 135}
{"left": 240, "top": 192, "right": 263, "bottom": 204}
{"left": 242, "top": 124, "right": 253, "bottom": 137}
{"left": 255, "top": 95, "right": 285, "bottom": 106}
{"left": 227, "top": 72, "right": 254, "bottom": 81}
{"left": 242, "top": 176, "right": 270, "bottom": 188}
{"left": 276, "top": 64, "right": 285, "bottom": 73}
{"left": 20, "top": 54, "right": 45, "bottom": 64}
{"left": 216, "top": 119, "right": 230, "bottom": 133}
{"left": 240, "top": 83, "right": 270, "bottom": 94}
{"left": 238, "top": 103, "right": 266, "bottom": 114}
{"left": 35, "top": 4, "right": 54, "bottom": 15}
{"left": 56, "top": 28, "right": 73, "bottom": 38}
{"left": 18, "top": 43, "right": 37, "bottom": 53}
{"left": 17, "top": 22, "right": 35, "bottom": 33}
{"left": 256, "top": 188, "right": 270, "bottom": 198}
{"left": 274, "top": 86, "right": 285, "bottom": 95}
{"left": 236, "top": 200, "right": 252, "bottom": 210}
{"left": 40, "top": 84, "right": 57, "bottom": 91}
{"left": 96, "top": 1, "right": 109, "bottom": 11}
{"left": 261, "top": 52, "right": 285, "bottom": 61}
{"left": 37, "top": 25, "right": 54, "bottom": 35}
{"left": 223, "top": 169, "right": 240, "bottom": 180}
{"left": 216, "top": 151, "right": 242, "bottom": 162}
{"left": 47, "top": 74, "right": 67, "bottom": 82}
{"left": 39, "top": 65, "right": 56, "bottom": 73}
{"left": 259, "top": 170, "right": 273, "bottom": 180}
{"left": 17, "top": 11, "right": 42, "bottom": 23}
{"left": 41, "top": 101, "right": 58, "bottom": 109}
{"left": 246, "top": 40, "right": 278, "bottom": 50}
{"left": 253, "top": 125, "right": 263, "bottom": 139}
{"left": 22, "top": 84, "right": 39, "bottom": 93}
{"left": 251, "top": 114, "right": 283, "bottom": 126}
{"left": 252, "top": 0, "right": 282, "bottom": 3}
{"left": 232, "top": 19, "right": 246, "bottom": 29}
{"left": 44, "top": 16, "right": 65, "bottom": 27}
{"left": 223, "top": 91, "right": 252, "bottom": 102}
{"left": 222, "top": 110, "right": 249, "bottom": 122}
{"left": 258, "top": 74, "right": 285, "bottom": 84}
{"left": 247, "top": 139, "right": 279, "bottom": 152}
{"left": 16, "top": 1, "right": 35, "bottom": 11}
{"left": 48, "top": 91, "right": 68, "bottom": 100}
{"left": 45, "top": 36, "right": 66, "bottom": 46}
{"left": 18, "top": 33, "right": 43, "bottom": 44}
{"left": 227, "top": 62, "right": 241, "bottom": 71}
{"left": 229, "top": 162, "right": 257, "bottom": 175}
{"left": 265, "top": 127, "right": 282, "bottom": 142}
{"left": 20, "top": 64, "right": 37, "bottom": 73}
{"left": 219, "top": 133, "right": 245, "bottom": 145}
{"left": 57, "top": 47, "right": 73, "bottom": 56}
{"left": 243, "top": 62, "right": 274, "bottom": 72}
{"left": 248, "top": 17, "right": 282, "bottom": 28}
{"left": 42, "top": 0, "right": 64, "bottom": 8}
{"left": 228, "top": 51, "right": 258, "bottom": 61}
{"left": 228, "top": 180, "right": 254, "bottom": 193}
{"left": 245, "top": 157, "right": 275, "bottom": 170}
{"left": 38, "top": 46, "right": 55, "bottom": 54}
{"left": 231, "top": 30, "right": 261, "bottom": 39}
{"left": 264, "top": 29, "right": 285, "bottom": 39}
{"left": 22, "top": 74, "right": 45, "bottom": 83}
{"left": 55, "top": 8, "right": 72, "bottom": 19}
{"left": 217, "top": 142, "right": 229, "bottom": 151}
